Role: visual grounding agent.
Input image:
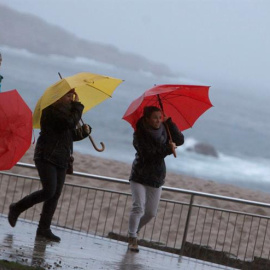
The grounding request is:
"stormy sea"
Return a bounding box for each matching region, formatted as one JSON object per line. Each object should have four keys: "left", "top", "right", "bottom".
{"left": 1, "top": 46, "right": 270, "bottom": 193}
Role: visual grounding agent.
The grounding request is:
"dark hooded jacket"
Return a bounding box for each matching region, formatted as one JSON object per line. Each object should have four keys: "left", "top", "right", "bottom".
{"left": 129, "top": 117, "right": 184, "bottom": 188}
{"left": 34, "top": 101, "right": 89, "bottom": 168}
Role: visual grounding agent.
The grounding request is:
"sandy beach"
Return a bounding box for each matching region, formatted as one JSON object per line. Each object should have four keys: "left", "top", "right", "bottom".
{"left": 13, "top": 145, "right": 270, "bottom": 203}
{"left": 5, "top": 145, "right": 270, "bottom": 261}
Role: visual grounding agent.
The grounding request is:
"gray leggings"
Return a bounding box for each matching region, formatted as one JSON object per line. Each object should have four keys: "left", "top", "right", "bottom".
{"left": 128, "top": 181, "right": 162, "bottom": 238}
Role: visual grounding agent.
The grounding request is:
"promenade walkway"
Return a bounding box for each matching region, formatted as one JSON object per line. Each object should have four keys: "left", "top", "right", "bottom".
{"left": 0, "top": 216, "right": 237, "bottom": 270}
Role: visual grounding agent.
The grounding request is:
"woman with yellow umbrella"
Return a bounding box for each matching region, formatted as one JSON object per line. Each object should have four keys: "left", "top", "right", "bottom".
{"left": 8, "top": 88, "right": 91, "bottom": 242}
{"left": 8, "top": 72, "right": 122, "bottom": 242}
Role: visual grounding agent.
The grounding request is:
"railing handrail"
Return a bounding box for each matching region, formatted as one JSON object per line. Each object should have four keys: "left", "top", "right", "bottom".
{"left": 7, "top": 162, "right": 270, "bottom": 209}
{"left": 2, "top": 162, "right": 270, "bottom": 267}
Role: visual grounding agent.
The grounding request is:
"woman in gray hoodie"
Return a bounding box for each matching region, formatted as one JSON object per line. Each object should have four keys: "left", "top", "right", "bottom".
{"left": 128, "top": 106, "right": 184, "bottom": 252}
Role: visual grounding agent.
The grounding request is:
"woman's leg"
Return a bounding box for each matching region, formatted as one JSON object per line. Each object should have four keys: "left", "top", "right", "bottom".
{"left": 38, "top": 164, "right": 66, "bottom": 231}
{"left": 137, "top": 185, "right": 162, "bottom": 233}
{"left": 8, "top": 160, "right": 59, "bottom": 227}
{"left": 35, "top": 160, "right": 66, "bottom": 242}
{"left": 128, "top": 181, "right": 147, "bottom": 238}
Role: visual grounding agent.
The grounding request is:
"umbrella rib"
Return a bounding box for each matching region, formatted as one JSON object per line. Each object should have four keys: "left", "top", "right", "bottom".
{"left": 86, "top": 83, "right": 112, "bottom": 98}
{"left": 142, "top": 95, "right": 193, "bottom": 128}
{"left": 162, "top": 98, "right": 193, "bottom": 128}
{"left": 161, "top": 92, "right": 213, "bottom": 106}
{"left": 179, "top": 95, "right": 213, "bottom": 106}
{"left": 154, "top": 93, "right": 205, "bottom": 128}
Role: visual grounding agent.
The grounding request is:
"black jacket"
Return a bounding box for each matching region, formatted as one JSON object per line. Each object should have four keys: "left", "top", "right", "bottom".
{"left": 34, "top": 101, "right": 89, "bottom": 168}
{"left": 129, "top": 117, "right": 184, "bottom": 188}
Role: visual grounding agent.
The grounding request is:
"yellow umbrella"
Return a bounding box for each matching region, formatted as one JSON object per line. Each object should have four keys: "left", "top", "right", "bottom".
{"left": 33, "top": 72, "right": 123, "bottom": 128}
{"left": 32, "top": 72, "right": 123, "bottom": 152}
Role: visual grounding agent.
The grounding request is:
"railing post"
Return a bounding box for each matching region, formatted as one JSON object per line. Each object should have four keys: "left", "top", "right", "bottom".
{"left": 180, "top": 194, "right": 194, "bottom": 256}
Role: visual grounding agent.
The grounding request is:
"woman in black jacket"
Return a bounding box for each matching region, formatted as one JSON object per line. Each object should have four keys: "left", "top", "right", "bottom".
{"left": 8, "top": 89, "right": 91, "bottom": 242}
{"left": 128, "top": 106, "right": 184, "bottom": 252}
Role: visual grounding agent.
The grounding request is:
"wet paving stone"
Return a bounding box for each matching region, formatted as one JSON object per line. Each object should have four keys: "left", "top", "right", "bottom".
{"left": 0, "top": 216, "right": 237, "bottom": 270}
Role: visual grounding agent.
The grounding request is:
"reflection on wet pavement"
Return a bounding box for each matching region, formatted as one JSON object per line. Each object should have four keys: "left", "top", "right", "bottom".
{"left": 0, "top": 216, "right": 237, "bottom": 269}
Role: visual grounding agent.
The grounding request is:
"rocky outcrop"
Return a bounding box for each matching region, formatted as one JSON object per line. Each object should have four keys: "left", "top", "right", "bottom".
{"left": 187, "top": 142, "right": 219, "bottom": 157}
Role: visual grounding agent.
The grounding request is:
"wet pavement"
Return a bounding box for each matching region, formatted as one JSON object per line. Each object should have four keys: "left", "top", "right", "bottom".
{"left": 0, "top": 215, "right": 238, "bottom": 270}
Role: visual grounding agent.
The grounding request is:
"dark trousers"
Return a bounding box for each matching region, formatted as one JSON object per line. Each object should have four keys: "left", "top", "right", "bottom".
{"left": 15, "top": 159, "right": 66, "bottom": 229}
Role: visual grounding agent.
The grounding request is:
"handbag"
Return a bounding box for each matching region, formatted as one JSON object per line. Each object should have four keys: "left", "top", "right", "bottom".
{"left": 66, "top": 155, "right": 74, "bottom": 174}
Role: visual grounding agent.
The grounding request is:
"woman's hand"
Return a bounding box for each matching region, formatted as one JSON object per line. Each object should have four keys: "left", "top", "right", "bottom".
{"left": 83, "top": 124, "right": 91, "bottom": 135}
{"left": 73, "top": 92, "right": 79, "bottom": 102}
{"left": 163, "top": 115, "right": 172, "bottom": 122}
{"left": 163, "top": 114, "right": 170, "bottom": 122}
{"left": 169, "top": 140, "right": 177, "bottom": 149}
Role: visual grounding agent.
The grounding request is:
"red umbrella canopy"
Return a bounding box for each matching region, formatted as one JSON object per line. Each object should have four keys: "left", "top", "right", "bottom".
{"left": 122, "top": 84, "right": 213, "bottom": 131}
{"left": 0, "top": 89, "right": 32, "bottom": 170}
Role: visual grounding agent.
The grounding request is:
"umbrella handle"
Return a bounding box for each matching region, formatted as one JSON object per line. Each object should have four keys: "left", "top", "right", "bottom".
{"left": 164, "top": 122, "right": 177, "bottom": 158}
{"left": 80, "top": 118, "right": 105, "bottom": 152}
{"left": 170, "top": 141, "right": 177, "bottom": 158}
{"left": 157, "top": 94, "right": 176, "bottom": 158}
{"left": 88, "top": 135, "right": 105, "bottom": 152}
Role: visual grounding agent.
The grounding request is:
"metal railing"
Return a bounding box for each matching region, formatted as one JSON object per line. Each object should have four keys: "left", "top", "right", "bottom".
{"left": 1, "top": 162, "right": 270, "bottom": 269}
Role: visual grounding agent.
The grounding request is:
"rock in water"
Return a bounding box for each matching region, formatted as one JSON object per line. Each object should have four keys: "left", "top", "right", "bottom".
{"left": 187, "top": 142, "right": 219, "bottom": 158}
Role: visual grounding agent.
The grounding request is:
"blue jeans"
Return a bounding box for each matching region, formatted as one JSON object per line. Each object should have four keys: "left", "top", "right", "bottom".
{"left": 15, "top": 159, "right": 66, "bottom": 229}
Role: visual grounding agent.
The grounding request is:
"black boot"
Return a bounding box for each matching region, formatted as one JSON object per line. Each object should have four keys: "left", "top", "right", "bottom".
{"left": 8, "top": 203, "right": 20, "bottom": 227}
{"left": 36, "top": 228, "right": 61, "bottom": 242}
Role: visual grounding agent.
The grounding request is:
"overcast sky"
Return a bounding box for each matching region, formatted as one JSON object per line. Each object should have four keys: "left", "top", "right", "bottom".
{"left": 1, "top": 0, "right": 270, "bottom": 92}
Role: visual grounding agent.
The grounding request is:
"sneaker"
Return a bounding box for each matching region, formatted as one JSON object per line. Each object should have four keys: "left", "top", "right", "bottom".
{"left": 8, "top": 203, "right": 20, "bottom": 227}
{"left": 128, "top": 237, "right": 139, "bottom": 252}
{"left": 36, "top": 228, "right": 61, "bottom": 242}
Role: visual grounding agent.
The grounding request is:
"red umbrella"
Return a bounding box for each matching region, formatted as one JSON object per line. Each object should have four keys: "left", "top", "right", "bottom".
{"left": 0, "top": 89, "right": 32, "bottom": 170}
{"left": 122, "top": 84, "right": 213, "bottom": 131}
{"left": 122, "top": 84, "right": 213, "bottom": 157}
